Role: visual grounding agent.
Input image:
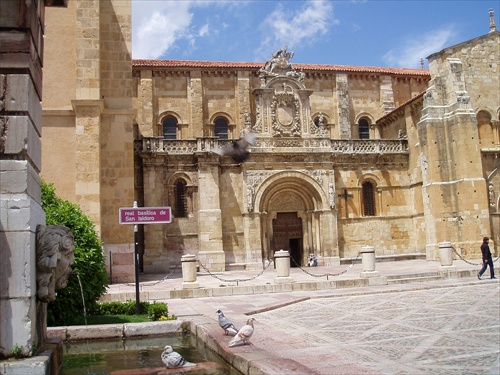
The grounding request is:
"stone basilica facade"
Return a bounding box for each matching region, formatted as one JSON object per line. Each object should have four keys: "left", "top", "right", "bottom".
{"left": 40, "top": 1, "right": 499, "bottom": 281}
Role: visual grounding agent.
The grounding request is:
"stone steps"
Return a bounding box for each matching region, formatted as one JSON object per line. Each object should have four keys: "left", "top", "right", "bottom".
{"left": 340, "top": 253, "right": 426, "bottom": 265}
{"left": 386, "top": 273, "right": 444, "bottom": 285}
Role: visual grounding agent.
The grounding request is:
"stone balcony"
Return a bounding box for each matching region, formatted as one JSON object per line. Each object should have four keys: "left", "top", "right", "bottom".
{"left": 138, "top": 137, "right": 407, "bottom": 154}
{"left": 136, "top": 137, "right": 410, "bottom": 167}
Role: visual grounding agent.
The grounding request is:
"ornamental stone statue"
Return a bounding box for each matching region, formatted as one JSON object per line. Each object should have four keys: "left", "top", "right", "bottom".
{"left": 36, "top": 224, "right": 75, "bottom": 302}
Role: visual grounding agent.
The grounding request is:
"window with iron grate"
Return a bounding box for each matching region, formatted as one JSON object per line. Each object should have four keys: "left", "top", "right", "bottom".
{"left": 214, "top": 117, "right": 228, "bottom": 139}
{"left": 359, "top": 118, "right": 370, "bottom": 139}
{"left": 163, "top": 116, "right": 177, "bottom": 140}
{"left": 362, "top": 181, "right": 376, "bottom": 216}
{"left": 174, "top": 181, "right": 187, "bottom": 218}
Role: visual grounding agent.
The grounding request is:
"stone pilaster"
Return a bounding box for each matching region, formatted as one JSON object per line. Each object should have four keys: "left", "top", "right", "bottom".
{"left": 380, "top": 75, "right": 395, "bottom": 114}
{"left": 75, "top": 0, "right": 101, "bottom": 100}
{"left": 196, "top": 155, "right": 225, "bottom": 271}
{"left": 189, "top": 71, "right": 204, "bottom": 137}
{"left": 72, "top": 100, "right": 104, "bottom": 235}
{"left": 335, "top": 74, "right": 351, "bottom": 139}
{"left": 237, "top": 71, "right": 251, "bottom": 135}
{"left": 419, "top": 57, "right": 489, "bottom": 260}
{"left": 242, "top": 212, "right": 264, "bottom": 270}
{"left": 138, "top": 70, "right": 154, "bottom": 137}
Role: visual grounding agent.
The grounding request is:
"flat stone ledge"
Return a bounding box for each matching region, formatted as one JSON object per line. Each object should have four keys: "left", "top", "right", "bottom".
{"left": 46, "top": 321, "right": 185, "bottom": 342}
{"left": 123, "top": 321, "right": 184, "bottom": 337}
{"left": 193, "top": 321, "right": 317, "bottom": 375}
{"left": 0, "top": 356, "right": 49, "bottom": 375}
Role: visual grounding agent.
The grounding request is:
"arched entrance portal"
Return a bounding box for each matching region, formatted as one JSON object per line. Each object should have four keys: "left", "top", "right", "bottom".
{"left": 253, "top": 171, "right": 337, "bottom": 266}
{"left": 272, "top": 212, "right": 303, "bottom": 267}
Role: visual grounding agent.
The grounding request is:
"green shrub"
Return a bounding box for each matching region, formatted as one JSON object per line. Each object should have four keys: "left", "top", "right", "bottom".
{"left": 91, "top": 301, "right": 150, "bottom": 316}
{"left": 89, "top": 301, "right": 172, "bottom": 322}
{"left": 11, "top": 345, "right": 25, "bottom": 359}
{"left": 147, "top": 302, "right": 169, "bottom": 321}
{"left": 41, "top": 180, "right": 109, "bottom": 326}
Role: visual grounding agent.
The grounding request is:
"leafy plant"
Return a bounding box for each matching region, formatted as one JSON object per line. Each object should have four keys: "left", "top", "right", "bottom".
{"left": 147, "top": 302, "right": 169, "bottom": 321}
{"left": 71, "top": 314, "right": 150, "bottom": 325}
{"left": 90, "top": 301, "right": 150, "bottom": 316}
{"left": 11, "top": 345, "right": 24, "bottom": 359}
{"left": 41, "top": 180, "right": 109, "bottom": 326}
{"left": 87, "top": 301, "right": 174, "bottom": 322}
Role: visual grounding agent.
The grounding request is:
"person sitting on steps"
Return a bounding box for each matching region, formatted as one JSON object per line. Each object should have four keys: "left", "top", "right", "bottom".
{"left": 307, "top": 254, "right": 317, "bottom": 267}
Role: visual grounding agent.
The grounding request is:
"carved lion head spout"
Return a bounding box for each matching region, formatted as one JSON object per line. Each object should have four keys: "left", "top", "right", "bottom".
{"left": 36, "top": 225, "right": 75, "bottom": 302}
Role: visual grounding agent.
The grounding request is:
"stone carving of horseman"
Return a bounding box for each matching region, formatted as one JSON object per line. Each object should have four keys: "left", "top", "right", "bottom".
{"left": 259, "top": 46, "right": 294, "bottom": 76}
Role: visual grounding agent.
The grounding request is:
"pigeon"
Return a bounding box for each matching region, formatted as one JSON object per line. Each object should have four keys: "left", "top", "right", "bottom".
{"left": 211, "top": 132, "right": 257, "bottom": 163}
{"left": 161, "top": 345, "right": 196, "bottom": 368}
{"left": 228, "top": 318, "right": 256, "bottom": 347}
{"left": 217, "top": 309, "right": 238, "bottom": 336}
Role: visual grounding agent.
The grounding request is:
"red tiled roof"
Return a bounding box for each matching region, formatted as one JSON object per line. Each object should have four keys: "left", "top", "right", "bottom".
{"left": 377, "top": 91, "right": 426, "bottom": 125}
{"left": 132, "top": 59, "right": 430, "bottom": 77}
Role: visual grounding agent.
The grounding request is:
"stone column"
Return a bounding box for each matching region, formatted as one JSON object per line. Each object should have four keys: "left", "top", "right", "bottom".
{"left": 181, "top": 254, "right": 199, "bottom": 289}
{"left": 274, "top": 250, "right": 293, "bottom": 284}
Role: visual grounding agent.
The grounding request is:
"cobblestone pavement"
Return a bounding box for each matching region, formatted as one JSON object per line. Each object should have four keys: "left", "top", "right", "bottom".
{"left": 168, "top": 280, "right": 499, "bottom": 375}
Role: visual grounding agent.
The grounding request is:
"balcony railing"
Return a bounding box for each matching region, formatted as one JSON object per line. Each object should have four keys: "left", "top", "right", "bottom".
{"left": 138, "top": 137, "right": 408, "bottom": 155}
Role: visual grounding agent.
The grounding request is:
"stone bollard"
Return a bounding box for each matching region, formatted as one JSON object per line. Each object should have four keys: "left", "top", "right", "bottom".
{"left": 274, "top": 249, "right": 294, "bottom": 284}
{"left": 361, "top": 246, "right": 376, "bottom": 272}
{"left": 360, "top": 246, "right": 386, "bottom": 286}
{"left": 437, "top": 242, "right": 457, "bottom": 276}
{"left": 438, "top": 241, "right": 454, "bottom": 268}
{"left": 181, "top": 254, "right": 200, "bottom": 289}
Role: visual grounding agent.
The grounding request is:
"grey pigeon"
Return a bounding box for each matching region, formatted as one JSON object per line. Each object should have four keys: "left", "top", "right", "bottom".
{"left": 211, "top": 132, "right": 256, "bottom": 163}
{"left": 228, "top": 318, "right": 256, "bottom": 347}
{"left": 217, "top": 309, "right": 238, "bottom": 336}
{"left": 160, "top": 345, "right": 196, "bottom": 368}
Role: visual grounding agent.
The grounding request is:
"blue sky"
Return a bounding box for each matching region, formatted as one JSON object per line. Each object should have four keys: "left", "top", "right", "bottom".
{"left": 132, "top": 0, "right": 499, "bottom": 69}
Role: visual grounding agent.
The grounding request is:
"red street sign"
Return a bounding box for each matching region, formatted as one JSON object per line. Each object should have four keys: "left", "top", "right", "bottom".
{"left": 119, "top": 207, "right": 172, "bottom": 224}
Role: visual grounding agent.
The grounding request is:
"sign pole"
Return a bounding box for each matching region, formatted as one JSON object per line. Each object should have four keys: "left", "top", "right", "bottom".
{"left": 118, "top": 203, "right": 172, "bottom": 315}
{"left": 133, "top": 201, "right": 140, "bottom": 315}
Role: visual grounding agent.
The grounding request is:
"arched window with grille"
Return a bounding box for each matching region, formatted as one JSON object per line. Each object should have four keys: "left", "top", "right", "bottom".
{"left": 162, "top": 116, "right": 177, "bottom": 140}
{"left": 174, "top": 180, "right": 187, "bottom": 218}
{"left": 214, "top": 117, "right": 229, "bottom": 139}
{"left": 359, "top": 118, "right": 370, "bottom": 139}
{"left": 362, "top": 181, "right": 376, "bottom": 216}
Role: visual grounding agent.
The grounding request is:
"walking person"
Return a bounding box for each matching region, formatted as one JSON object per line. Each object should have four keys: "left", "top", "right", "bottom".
{"left": 478, "top": 237, "right": 496, "bottom": 280}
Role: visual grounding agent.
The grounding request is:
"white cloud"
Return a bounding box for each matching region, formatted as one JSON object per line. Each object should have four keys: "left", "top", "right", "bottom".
{"left": 132, "top": 1, "right": 194, "bottom": 59}
{"left": 257, "top": 0, "right": 336, "bottom": 59}
{"left": 198, "top": 23, "right": 210, "bottom": 37}
{"left": 132, "top": 0, "right": 230, "bottom": 59}
{"left": 383, "top": 25, "right": 457, "bottom": 68}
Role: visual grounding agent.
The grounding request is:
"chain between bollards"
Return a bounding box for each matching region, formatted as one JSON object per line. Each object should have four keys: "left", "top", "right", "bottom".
{"left": 124, "top": 262, "right": 182, "bottom": 288}
{"left": 451, "top": 246, "right": 500, "bottom": 266}
{"left": 290, "top": 253, "right": 361, "bottom": 279}
{"left": 197, "top": 259, "right": 275, "bottom": 285}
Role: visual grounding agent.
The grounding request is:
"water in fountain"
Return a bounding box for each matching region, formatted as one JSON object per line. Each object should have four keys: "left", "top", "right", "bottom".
{"left": 61, "top": 335, "right": 240, "bottom": 374}
{"left": 75, "top": 273, "right": 88, "bottom": 326}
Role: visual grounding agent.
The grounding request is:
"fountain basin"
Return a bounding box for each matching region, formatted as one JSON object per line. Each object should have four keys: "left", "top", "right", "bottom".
{"left": 48, "top": 319, "right": 313, "bottom": 375}
{"left": 61, "top": 335, "right": 237, "bottom": 374}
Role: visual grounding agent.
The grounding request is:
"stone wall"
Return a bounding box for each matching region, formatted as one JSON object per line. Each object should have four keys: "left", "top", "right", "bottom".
{"left": 42, "top": 0, "right": 135, "bottom": 281}
{"left": 0, "top": 0, "right": 63, "bottom": 359}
